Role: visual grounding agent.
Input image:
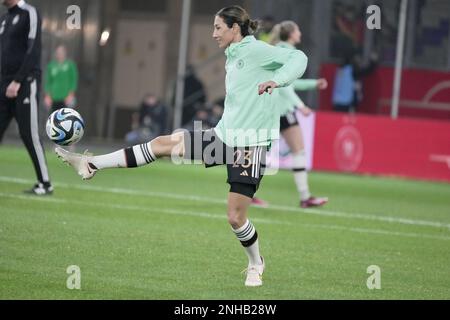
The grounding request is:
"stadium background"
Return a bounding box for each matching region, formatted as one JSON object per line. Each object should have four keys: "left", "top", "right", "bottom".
{"left": 1, "top": 0, "right": 449, "bottom": 300}
{"left": 2, "top": 0, "right": 449, "bottom": 181}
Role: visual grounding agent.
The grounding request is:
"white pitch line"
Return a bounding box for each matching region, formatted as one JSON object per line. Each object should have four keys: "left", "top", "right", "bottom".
{"left": 1, "top": 191, "right": 449, "bottom": 241}
{"left": 267, "top": 204, "right": 450, "bottom": 229}
{"left": 0, "top": 191, "right": 284, "bottom": 226}
{"left": 0, "top": 176, "right": 226, "bottom": 204}
{"left": 0, "top": 175, "right": 449, "bottom": 230}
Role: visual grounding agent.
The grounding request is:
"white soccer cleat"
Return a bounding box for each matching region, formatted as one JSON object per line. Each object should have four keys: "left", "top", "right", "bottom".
{"left": 243, "top": 256, "right": 265, "bottom": 287}
{"left": 55, "top": 147, "right": 97, "bottom": 180}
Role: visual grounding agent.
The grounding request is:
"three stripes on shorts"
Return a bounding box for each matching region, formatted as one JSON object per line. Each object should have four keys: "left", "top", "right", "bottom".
{"left": 251, "top": 146, "right": 263, "bottom": 178}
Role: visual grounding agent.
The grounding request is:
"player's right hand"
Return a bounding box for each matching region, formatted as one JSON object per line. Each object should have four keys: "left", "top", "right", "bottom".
{"left": 6, "top": 81, "right": 20, "bottom": 98}
{"left": 317, "top": 78, "right": 328, "bottom": 90}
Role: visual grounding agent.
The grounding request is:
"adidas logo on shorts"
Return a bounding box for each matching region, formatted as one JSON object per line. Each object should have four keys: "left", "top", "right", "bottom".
{"left": 240, "top": 170, "right": 248, "bottom": 176}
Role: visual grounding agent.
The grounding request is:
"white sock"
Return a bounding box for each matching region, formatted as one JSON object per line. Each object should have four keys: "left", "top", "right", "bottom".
{"left": 90, "top": 142, "right": 156, "bottom": 170}
{"left": 292, "top": 150, "right": 311, "bottom": 201}
{"left": 232, "top": 219, "right": 263, "bottom": 266}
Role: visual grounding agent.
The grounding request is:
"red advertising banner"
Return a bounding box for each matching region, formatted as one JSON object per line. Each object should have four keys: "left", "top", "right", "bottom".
{"left": 319, "top": 64, "right": 450, "bottom": 120}
{"left": 313, "top": 111, "right": 450, "bottom": 183}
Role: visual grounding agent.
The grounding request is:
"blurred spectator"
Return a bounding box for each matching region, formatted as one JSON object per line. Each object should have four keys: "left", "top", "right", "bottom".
{"left": 208, "top": 102, "right": 224, "bottom": 127}
{"left": 181, "top": 65, "right": 207, "bottom": 126}
{"left": 332, "top": 49, "right": 379, "bottom": 113}
{"left": 44, "top": 44, "right": 78, "bottom": 113}
{"left": 126, "top": 94, "right": 167, "bottom": 144}
{"left": 256, "top": 15, "right": 274, "bottom": 43}
{"left": 330, "top": 2, "right": 365, "bottom": 60}
{"left": 353, "top": 51, "right": 379, "bottom": 109}
{"left": 189, "top": 108, "right": 211, "bottom": 130}
{"left": 183, "top": 101, "right": 224, "bottom": 131}
{"left": 335, "top": 5, "right": 365, "bottom": 48}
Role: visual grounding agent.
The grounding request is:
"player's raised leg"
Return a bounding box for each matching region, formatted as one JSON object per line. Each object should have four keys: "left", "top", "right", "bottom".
{"left": 55, "top": 131, "right": 185, "bottom": 180}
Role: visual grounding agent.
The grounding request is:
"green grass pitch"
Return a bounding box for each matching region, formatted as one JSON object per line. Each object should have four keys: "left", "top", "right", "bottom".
{"left": 0, "top": 145, "right": 449, "bottom": 299}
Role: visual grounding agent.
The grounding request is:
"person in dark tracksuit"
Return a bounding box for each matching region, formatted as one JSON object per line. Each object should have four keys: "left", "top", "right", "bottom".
{"left": 0, "top": 0, "right": 52, "bottom": 195}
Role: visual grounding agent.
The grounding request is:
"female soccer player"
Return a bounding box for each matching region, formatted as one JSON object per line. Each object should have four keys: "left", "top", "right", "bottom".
{"left": 56, "top": 6, "right": 307, "bottom": 287}
{"left": 252, "top": 21, "right": 329, "bottom": 209}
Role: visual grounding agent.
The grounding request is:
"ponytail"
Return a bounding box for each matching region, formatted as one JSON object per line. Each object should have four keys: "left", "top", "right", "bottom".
{"left": 217, "top": 6, "right": 259, "bottom": 36}
{"left": 248, "top": 19, "right": 259, "bottom": 35}
{"left": 268, "top": 23, "right": 281, "bottom": 45}
{"left": 268, "top": 20, "right": 298, "bottom": 45}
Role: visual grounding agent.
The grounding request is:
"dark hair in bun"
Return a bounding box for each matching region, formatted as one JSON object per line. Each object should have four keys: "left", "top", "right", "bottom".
{"left": 216, "top": 5, "right": 259, "bottom": 36}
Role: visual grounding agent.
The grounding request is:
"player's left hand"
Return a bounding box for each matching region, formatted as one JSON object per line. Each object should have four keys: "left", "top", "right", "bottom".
{"left": 258, "top": 81, "right": 278, "bottom": 95}
{"left": 6, "top": 81, "right": 21, "bottom": 98}
{"left": 317, "top": 78, "right": 328, "bottom": 90}
{"left": 299, "top": 105, "right": 313, "bottom": 116}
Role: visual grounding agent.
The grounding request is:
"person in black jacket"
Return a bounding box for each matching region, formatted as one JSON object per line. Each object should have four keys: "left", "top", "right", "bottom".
{"left": 0, "top": 0, "right": 52, "bottom": 195}
{"left": 332, "top": 47, "right": 378, "bottom": 113}
{"left": 181, "top": 66, "right": 207, "bottom": 126}
{"left": 138, "top": 94, "right": 167, "bottom": 136}
{"left": 126, "top": 94, "right": 168, "bottom": 144}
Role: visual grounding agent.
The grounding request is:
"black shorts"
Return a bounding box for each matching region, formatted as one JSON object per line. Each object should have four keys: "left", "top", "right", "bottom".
{"left": 183, "top": 129, "right": 267, "bottom": 198}
{"left": 280, "top": 110, "right": 299, "bottom": 132}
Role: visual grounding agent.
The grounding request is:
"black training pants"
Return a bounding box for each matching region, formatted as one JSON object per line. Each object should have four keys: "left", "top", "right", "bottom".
{"left": 0, "top": 77, "right": 50, "bottom": 184}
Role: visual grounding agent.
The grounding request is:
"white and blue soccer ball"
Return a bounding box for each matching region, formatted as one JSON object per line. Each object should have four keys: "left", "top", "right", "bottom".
{"left": 46, "top": 108, "right": 85, "bottom": 146}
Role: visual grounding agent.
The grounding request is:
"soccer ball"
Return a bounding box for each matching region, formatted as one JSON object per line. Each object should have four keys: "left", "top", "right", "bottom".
{"left": 46, "top": 108, "right": 85, "bottom": 146}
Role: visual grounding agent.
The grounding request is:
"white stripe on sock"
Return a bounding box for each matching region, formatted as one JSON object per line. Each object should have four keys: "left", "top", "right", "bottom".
{"left": 145, "top": 142, "right": 156, "bottom": 161}
{"left": 239, "top": 226, "right": 255, "bottom": 242}
{"left": 233, "top": 219, "right": 256, "bottom": 242}
{"left": 132, "top": 145, "right": 148, "bottom": 166}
